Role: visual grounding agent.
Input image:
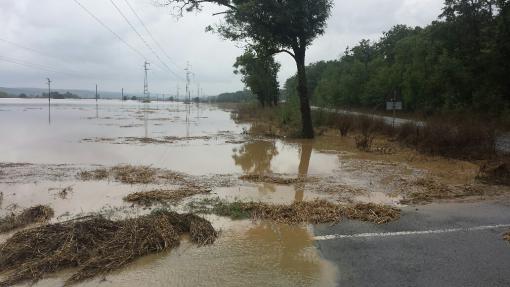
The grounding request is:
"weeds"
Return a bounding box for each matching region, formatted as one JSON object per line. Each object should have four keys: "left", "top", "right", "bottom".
{"left": 355, "top": 134, "right": 375, "bottom": 151}
{"left": 337, "top": 114, "right": 353, "bottom": 137}
{"left": 504, "top": 232, "right": 510, "bottom": 242}
{"left": 0, "top": 211, "right": 217, "bottom": 286}
{"left": 0, "top": 205, "right": 54, "bottom": 233}
{"left": 477, "top": 159, "right": 510, "bottom": 185}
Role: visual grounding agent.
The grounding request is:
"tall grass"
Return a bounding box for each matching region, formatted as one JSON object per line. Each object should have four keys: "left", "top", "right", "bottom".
{"left": 311, "top": 109, "right": 497, "bottom": 159}
{"left": 233, "top": 104, "right": 497, "bottom": 160}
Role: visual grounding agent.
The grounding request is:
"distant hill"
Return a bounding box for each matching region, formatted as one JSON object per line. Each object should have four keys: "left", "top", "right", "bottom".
{"left": 0, "top": 87, "right": 142, "bottom": 99}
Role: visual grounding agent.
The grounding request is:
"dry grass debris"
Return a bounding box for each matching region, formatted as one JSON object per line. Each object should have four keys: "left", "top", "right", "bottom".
{"left": 198, "top": 199, "right": 400, "bottom": 225}
{"left": 79, "top": 165, "right": 156, "bottom": 184}
{"left": 0, "top": 211, "right": 217, "bottom": 286}
{"left": 124, "top": 186, "right": 212, "bottom": 206}
{"left": 240, "top": 174, "right": 309, "bottom": 185}
{"left": 78, "top": 168, "right": 108, "bottom": 181}
{"left": 0, "top": 205, "right": 54, "bottom": 233}
{"left": 111, "top": 165, "right": 156, "bottom": 184}
{"left": 504, "top": 232, "right": 510, "bottom": 242}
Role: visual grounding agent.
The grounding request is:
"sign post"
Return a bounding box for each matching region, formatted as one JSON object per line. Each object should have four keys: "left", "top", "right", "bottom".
{"left": 386, "top": 100, "right": 403, "bottom": 128}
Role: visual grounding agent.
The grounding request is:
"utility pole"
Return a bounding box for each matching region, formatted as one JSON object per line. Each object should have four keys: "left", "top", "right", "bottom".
{"left": 185, "top": 62, "right": 192, "bottom": 103}
{"left": 144, "top": 61, "right": 150, "bottom": 102}
{"left": 46, "top": 78, "right": 51, "bottom": 105}
{"left": 121, "top": 88, "right": 124, "bottom": 102}
{"left": 176, "top": 85, "right": 180, "bottom": 102}
{"left": 95, "top": 84, "right": 98, "bottom": 102}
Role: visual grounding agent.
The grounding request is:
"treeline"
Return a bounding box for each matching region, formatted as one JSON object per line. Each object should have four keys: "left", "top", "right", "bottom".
{"left": 212, "top": 90, "right": 254, "bottom": 103}
{"left": 285, "top": 0, "right": 510, "bottom": 119}
{"left": 0, "top": 91, "right": 80, "bottom": 99}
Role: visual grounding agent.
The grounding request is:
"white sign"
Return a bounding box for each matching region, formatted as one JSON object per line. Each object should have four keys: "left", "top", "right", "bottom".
{"left": 386, "top": 101, "right": 403, "bottom": 111}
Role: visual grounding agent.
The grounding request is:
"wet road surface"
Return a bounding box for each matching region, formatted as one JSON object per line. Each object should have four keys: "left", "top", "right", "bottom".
{"left": 314, "top": 200, "right": 510, "bottom": 287}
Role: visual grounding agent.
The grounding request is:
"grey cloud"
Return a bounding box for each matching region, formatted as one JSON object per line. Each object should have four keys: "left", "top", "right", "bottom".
{"left": 0, "top": 0, "right": 443, "bottom": 95}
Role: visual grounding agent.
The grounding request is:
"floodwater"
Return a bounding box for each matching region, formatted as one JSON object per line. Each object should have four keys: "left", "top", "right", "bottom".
{"left": 0, "top": 98, "right": 341, "bottom": 287}
{"left": 1, "top": 98, "right": 484, "bottom": 286}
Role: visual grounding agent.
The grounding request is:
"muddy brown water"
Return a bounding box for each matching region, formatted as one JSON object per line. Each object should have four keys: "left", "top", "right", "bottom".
{"left": 0, "top": 98, "right": 486, "bottom": 286}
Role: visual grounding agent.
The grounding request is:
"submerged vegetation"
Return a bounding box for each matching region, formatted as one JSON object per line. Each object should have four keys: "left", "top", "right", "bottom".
{"left": 0, "top": 211, "right": 217, "bottom": 286}
{"left": 0, "top": 205, "right": 54, "bottom": 233}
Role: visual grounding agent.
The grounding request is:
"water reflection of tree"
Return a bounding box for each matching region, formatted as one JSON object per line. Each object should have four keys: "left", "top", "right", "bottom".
{"left": 295, "top": 141, "right": 313, "bottom": 202}
{"left": 233, "top": 140, "right": 279, "bottom": 194}
{"left": 244, "top": 222, "right": 321, "bottom": 283}
{"left": 232, "top": 141, "right": 279, "bottom": 174}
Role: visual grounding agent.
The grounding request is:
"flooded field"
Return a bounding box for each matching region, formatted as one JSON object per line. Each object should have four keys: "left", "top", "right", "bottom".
{"left": 1, "top": 98, "right": 508, "bottom": 286}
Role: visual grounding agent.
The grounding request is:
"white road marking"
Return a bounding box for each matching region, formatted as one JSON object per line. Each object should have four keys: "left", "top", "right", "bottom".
{"left": 314, "top": 224, "right": 510, "bottom": 241}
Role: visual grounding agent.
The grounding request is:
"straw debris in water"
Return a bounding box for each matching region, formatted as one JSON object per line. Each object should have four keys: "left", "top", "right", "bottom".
{"left": 79, "top": 165, "right": 157, "bottom": 184}
{"left": 125, "top": 186, "right": 212, "bottom": 206}
{"left": 197, "top": 199, "right": 400, "bottom": 225}
{"left": 0, "top": 211, "right": 217, "bottom": 286}
{"left": 78, "top": 168, "right": 108, "bottom": 181}
{"left": 240, "top": 174, "right": 309, "bottom": 185}
{"left": 0, "top": 205, "right": 54, "bottom": 233}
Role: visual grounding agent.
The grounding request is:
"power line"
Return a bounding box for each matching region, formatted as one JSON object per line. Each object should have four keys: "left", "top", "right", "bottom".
{"left": 0, "top": 56, "right": 75, "bottom": 76}
{"left": 122, "top": 0, "right": 183, "bottom": 70}
{"left": 0, "top": 38, "right": 64, "bottom": 62}
{"left": 72, "top": 0, "right": 146, "bottom": 60}
{"left": 108, "top": 0, "right": 182, "bottom": 80}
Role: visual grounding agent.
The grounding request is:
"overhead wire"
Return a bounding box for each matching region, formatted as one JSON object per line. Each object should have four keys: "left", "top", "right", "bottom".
{"left": 122, "top": 0, "right": 184, "bottom": 71}
{"left": 108, "top": 0, "right": 183, "bottom": 80}
{"left": 0, "top": 56, "right": 78, "bottom": 76}
{"left": 72, "top": 0, "right": 147, "bottom": 61}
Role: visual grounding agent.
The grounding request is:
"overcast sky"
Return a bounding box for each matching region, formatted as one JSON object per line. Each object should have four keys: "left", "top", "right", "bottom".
{"left": 0, "top": 0, "right": 444, "bottom": 96}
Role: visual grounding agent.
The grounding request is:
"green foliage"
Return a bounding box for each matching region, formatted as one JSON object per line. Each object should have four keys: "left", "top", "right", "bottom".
{"left": 162, "top": 0, "right": 334, "bottom": 138}
{"left": 214, "top": 90, "right": 253, "bottom": 103}
{"left": 284, "top": 0, "right": 510, "bottom": 119}
{"left": 234, "top": 50, "right": 280, "bottom": 107}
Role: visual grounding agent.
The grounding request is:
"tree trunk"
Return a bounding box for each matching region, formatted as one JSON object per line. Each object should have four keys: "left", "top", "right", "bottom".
{"left": 295, "top": 48, "right": 314, "bottom": 138}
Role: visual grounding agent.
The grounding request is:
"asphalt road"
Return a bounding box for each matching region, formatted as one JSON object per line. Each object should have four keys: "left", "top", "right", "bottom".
{"left": 314, "top": 200, "right": 510, "bottom": 287}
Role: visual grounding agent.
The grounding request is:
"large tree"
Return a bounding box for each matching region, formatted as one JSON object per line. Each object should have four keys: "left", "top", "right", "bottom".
{"left": 234, "top": 50, "right": 280, "bottom": 107}
{"left": 161, "top": 0, "right": 333, "bottom": 138}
